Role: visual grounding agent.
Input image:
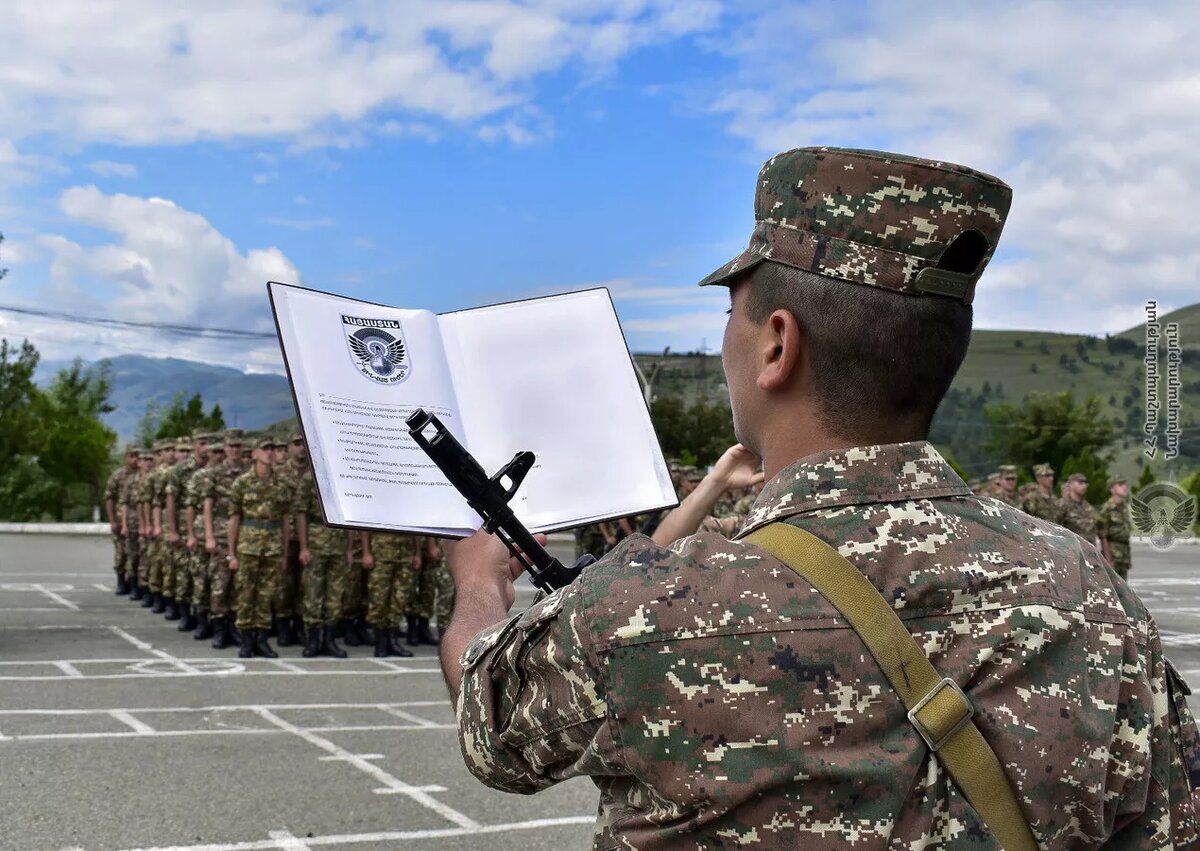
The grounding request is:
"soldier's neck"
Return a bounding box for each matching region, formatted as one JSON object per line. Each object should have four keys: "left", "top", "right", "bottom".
{"left": 1040, "top": 485, "right": 1053, "bottom": 496}
{"left": 254, "top": 462, "right": 273, "bottom": 478}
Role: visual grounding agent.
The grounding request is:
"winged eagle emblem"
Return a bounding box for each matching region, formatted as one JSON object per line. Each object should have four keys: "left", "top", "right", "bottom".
{"left": 1131, "top": 490, "right": 1196, "bottom": 549}
{"left": 348, "top": 330, "right": 406, "bottom": 378}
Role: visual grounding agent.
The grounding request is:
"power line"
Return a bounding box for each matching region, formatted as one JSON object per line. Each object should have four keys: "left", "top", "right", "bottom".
{"left": 0, "top": 303, "right": 276, "bottom": 341}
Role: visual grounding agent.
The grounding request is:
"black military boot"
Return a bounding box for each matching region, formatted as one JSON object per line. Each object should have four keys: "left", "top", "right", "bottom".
{"left": 177, "top": 603, "right": 196, "bottom": 632}
{"left": 238, "top": 627, "right": 256, "bottom": 659}
{"left": 301, "top": 625, "right": 322, "bottom": 658}
{"left": 115, "top": 575, "right": 129, "bottom": 595}
{"left": 164, "top": 598, "right": 180, "bottom": 620}
{"left": 373, "top": 626, "right": 390, "bottom": 657}
{"left": 387, "top": 628, "right": 414, "bottom": 658}
{"left": 129, "top": 577, "right": 143, "bottom": 602}
{"left": 211, "top": 618, "right": 235, "bottom": 650}
{"left": 193, "top": 611, "right": 213, "bottom": 639}
{"left": 353, "top": 619, "right": 373, "bottom": 646}
{"left": 331, "top": 618, "right": 348, "bottom": 640}
{"left": 254, "top": 630, "right": 278, "bottom": 659}
{"left": 416, "top": 617, "right": 439, "bottom": 646}
{"left": 141, "top": 589, "right": 156, "bottom": 609}
{"left": 276, "top": 617, "right": 297, "bottom": 647}
{"left": 406, "top": 615, "right": 420, "bottom": 647}
{"left": 151, "top": 593, "right": 167, "bottom": 614}
{"left": 266, "top": 614, "right": 279, "bottom": 639}
{"left": 340, "top": 618, "right": 361, "bottom": 646}
{"left": 322, "top": 626, "right": 348, "bottom": 659}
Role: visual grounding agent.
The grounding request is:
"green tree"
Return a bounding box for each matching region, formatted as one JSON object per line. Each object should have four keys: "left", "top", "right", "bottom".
{"left": 650, "top": 396, "right": 737, "bottom": 468}
{"left": 983, "top": 392, "right": 1115, "bottom": 492}
{"left": 1135, "top": 462, "right": 1157, "bottom": 493}
{"left": 1060, "top": 449, "right": 1111, "bottom": 505}
{"left": 36, "top": 360, "right": 118, "bottom": 520}
{"left": 153, "top": 391, "right": 226, "bottom": 439}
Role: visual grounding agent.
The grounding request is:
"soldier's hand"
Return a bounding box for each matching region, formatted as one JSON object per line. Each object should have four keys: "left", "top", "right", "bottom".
{"left": 449, "top": 528, "right": 547, "bottom": 610}
{"left": 228, "top": 556, "right": 239, "bottom": 572}
{"left": 710, "top": 443, "right": 765, "bottom": 492}
{"left": 153, "top": 525, "right": 162, "bottom": 537}
{"left": 109, "top": 521, "right": 120, "bottom": 534}
{"left": 413, "top": 556, "right": 423, "bottom": 571}
{"left": 168, "top": 531, "right": 180, "bottom": 546}
{"left": 186, "top": 535, "right": 197, "bottom": 552}
{"left": 120, "top": 525, "right": 128, "bottom": 536}
{"left": 205, "top": 536, "right": 216, "bottom": 553}
{"left": 362, "top": 552, "right": 375, "bottom": 570}
{"left": 428, "top": 543, "right": 443, "bottom": 560}
{"left": 299, "top": 547, "right": 312, "bottom": 567}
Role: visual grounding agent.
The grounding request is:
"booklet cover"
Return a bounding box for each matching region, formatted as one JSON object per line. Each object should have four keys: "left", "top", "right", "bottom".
{"left": 269, "top": 281, "right": 678, "bottom": 537}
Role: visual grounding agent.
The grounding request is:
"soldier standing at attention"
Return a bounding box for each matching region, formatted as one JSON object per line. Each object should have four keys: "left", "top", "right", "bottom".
{"left": 147, "top": 441, "right": 175, "bottom": 614}
{"left": 159, "top": 437, "right": 191, "bottom": 621}
{"left": 131, "top": 449, "right": 155, "bottom": 602}
{"left": 169, "top": 432, "right": 207, "bottom": 632}
{"left": 1020, "top": 462, "right": 1058, "bottom": 520}
{"left": 441, "top": 148, "right": 1200, "bottom": 849}
{"left": 227, "top": 439, "right": 290, "bottom": 659}
{"left": 1097, "top": 476, "right": 1133, "bottom": 579}
{"left": 104, "top": 446, "right": 139, "bottom": 595}
{"left": 429, "top": 537, "right": 455, "bottom": 643}
{"left": 294, "top": 460, "right": 351, "bottom": 658}
{"left": 186, "top": 440, "right": 224, "bottom": 640}
{"left": 340, "top": 534, "right": 372, "bottom": 647}
{"left": 360, "top": 532, "right": 417, "bottom": 658}
{"left": 272, "top": 434, "right": 306, "bottom": 646}
{"left": 994, "top": 464, "right": 1021, "bottom": 507}
{"left": 201, "top": 429, "right": 247, "bottom": 650}
{"left": 405, "top": 537, "right": 441, "bottom": 646}
{"left": 1057, "top": 472, "right": 1099, "bottom": 546}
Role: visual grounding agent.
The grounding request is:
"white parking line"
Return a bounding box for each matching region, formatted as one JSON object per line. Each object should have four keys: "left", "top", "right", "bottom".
{"left": 252, "top": 707, "right": 479, "bottom": 828}
{"left": 110, "top": 710, "right": 157, "bottom": 735}
{"left": 108, "top": 626, "right": 204, "bottom": 675}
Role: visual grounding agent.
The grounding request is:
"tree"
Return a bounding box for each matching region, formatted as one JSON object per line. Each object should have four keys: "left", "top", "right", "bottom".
{"left": 983, "top": 392, "right": 1115, "bottom": 495}
{"left": 650, "top": 396, "right": 738, "bottom": 468}
{"left": 36, "top": 360, "right": 118, "bottom": 520}
{"left": 0, "top": 339, "right": 44, "bottom": 469}
{"left": 136, "top": 391, "right": 226, "bottom": 445}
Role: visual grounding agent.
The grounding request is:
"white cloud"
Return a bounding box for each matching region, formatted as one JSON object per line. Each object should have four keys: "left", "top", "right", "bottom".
{"left": 0, "top": 1, "right": 721, "bottom": 147}
{"left": 87, "top": 160, "right": 137, "bottom": 178}
{"left": 706, "top": 0, "right": 1200, "bottom": 334}
{"left": 22, "top": 185, "right": 299, "bottom": 370}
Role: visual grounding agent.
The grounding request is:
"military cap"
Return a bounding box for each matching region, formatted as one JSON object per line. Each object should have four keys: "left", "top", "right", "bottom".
{"left": 191, "top": 427, "right": 211, "bottom": 439}
{"left": 1108, "top": 476, "right": 1127, "bottom": 489}
{"left": 253, "top": 437, "right": 276, "bottom": 450}
{"left": 699, "top": 147, "right": 1012, "bottom": 303}
{"left": 138, "top": 448, "right": 154, "bottom": 459}
{"left": 223, "top": 428, "right": 246, "bottom": 445}
{"left": 1033, "top": 463, "right": 1054, "bottom": 477}
{"left": 124, "top": 444, "right": 140, "bottom": 455}
{"left": 986, "top": 472, "right": 1000, "bottom": 483}
{"left": 997, "top": 465, "right": 1018, "bottom": 476}
{"left": 175, "top": 436, "right": 192, "bottom": 449}
{"left": 1067, "top": 472, "right": 1088, "bottom": 483}
{"left": 151, "top": 438, "right": 167, "bottom": 450}
{"left": 207, "top": 442, "right": 226, "bottom": 455}
{"left": 290, "top": 432, "right": 304, "bottom": 443}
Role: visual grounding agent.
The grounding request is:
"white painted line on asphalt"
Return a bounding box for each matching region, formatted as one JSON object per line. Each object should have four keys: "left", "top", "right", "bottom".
{"left": 266, "top": 830, "right": 312, "bottom": 851}
{"left": 0, "top": 666, "right": 442, "bottom": 682}
{"left": 0, "top": 700, "right": 451, "bottom": 717}
{"left": 318, "top": 753, "right": 383, "bottom": 761}
{"left": 113, "top": 816, "right": 597, "bottom": 851}
{"left": 108, "top": 626, "right": 204, "bottom": 675}
{"left": 0, "top": 572, "right": 109, "bottom": 578}
{"left": 0, "top": 608, "right": 70, "bottom": 613}
{"left": 376, "top": 704, "right": 442, "bottom": 728}
{"left": 110, "top": 710, "right": 157, "bottom": 735}
{"left": 8, "top": 729, "right": 273, "bottom": 742}
{"left": 267, "top": 659, "right": 306, "bottom": 673}
{"left": 93, "top": 582, "right": 113, "bottom": 591}
{"left": 53, "top": 661, "right": 83, "bottom": 678}
{"left": 252, "top": 707, "right": 479, "bottom": 829}
{"left": 0, "top": 582, "right": 81, "bottom": 609}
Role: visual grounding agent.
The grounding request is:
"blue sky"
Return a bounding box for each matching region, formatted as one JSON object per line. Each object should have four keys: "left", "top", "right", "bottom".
{"left": 1, "top": 1, "right": 1197, "bottom": 372}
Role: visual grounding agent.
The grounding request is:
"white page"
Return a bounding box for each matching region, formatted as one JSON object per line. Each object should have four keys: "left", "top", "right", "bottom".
{"left": 439, "top": 289, "right": 677, "bottom": 532}
{"left": 270, "top": 283, "right": 475, "bottom": 533}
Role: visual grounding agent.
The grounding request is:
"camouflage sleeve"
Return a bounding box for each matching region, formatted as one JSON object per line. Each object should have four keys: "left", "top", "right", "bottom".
{"left": 228, "top": 475, "right": 244, "bottom": 516}
{"left": 457, "top": 582, "right": 611, "bottom": 795}
{"left": 103, "top": 473, "right": 119, "bottom": 502}
{"left": 699, "top": 514, "right": 741, "bottom": 537}
{"left": 1096, "top": 507, "right": 1109, "bottom": 540}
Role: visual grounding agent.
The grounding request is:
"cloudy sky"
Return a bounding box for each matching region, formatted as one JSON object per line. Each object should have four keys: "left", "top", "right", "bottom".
{"left": 1, "top": 0, "right": 1196, "bottom": 373}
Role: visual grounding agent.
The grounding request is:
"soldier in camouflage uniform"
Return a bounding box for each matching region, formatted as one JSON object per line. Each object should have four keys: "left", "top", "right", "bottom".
{"left": 104, "top": 446, "right": 140, "bottom": 595}
{"left": 294, "top": 461, "right": 352, "bottom": 657}
{"left": 993, "top": 464, "right": 1021, "bottom": 507}
{"left": 430, "top": 538, "right": 455, "bottom": 639}
{"left": 1057, "top": 471, "right": 1099, "bottom": 545}
{"left": 361, "top": 532, "right": 417, "bottom": 657}
{"left": 1098, "top": 476, "right": 1133, "bottom": 579}
{"left": 185, "top": 439, "right": 222, "bottom": 640}
{"left": 272, "top": 433, "right": 307, "bottom": 646}
{"left": 124, "top": 449, "right": 152, "bottom": 601}
{"left": 158, "top": 437, "right": 191, "bottom": 621}
{"left": 1020, "top": 462, "right": 1058, "bottom": 521}
{"left": 405, "top": 537, "right": 446, "bottom": 646}
{"left": 167, "top": 432, "right": 206, "bottom": 631}
{"left": 146, "top": 441, "right": 175, "bottom": 613}
{"left": 228, "top": 439, "right": 291, "bottom": 658}
{"left": 199, "top": 429, "right": 247, "bottom": 649}
{"left": 442, "top": 148, "right": 1200, "bottom": 849}
{"left": 340, "top": 535, "right": 372, "bottom": 646}
{"left": 574, "top": 524, "right": 609, "bottom": 561}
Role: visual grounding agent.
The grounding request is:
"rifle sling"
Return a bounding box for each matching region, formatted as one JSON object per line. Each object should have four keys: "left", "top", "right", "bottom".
{"left": 745, "top": 522, "right": 1038, "bottom": 851}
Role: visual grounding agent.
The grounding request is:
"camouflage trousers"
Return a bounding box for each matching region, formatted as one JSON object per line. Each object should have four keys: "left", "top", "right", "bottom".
{"left": 407, "top": 561, "right": 453, "bottom": 623}
{"left": 274, "top": 543, "right": 303, "bottom": 620}
{"left": 207, "top": 542, "right": 237, "bottom": 619}
{"left": 1111, "top": 540, "right": 1131, "bottom": 579}
{"left": 189, "top": 546, "right": 212, "bottom": 614}
{"left": 303, "top": 551, "right": 348, "bottom": 627}
{"left": 432, "top": 560, "right": 454, "bottom": 627}
{"left": 342, "top": 565, "right": 367, "bottom": 620}
{"left": 234, "top": 549, "right": 280, "bottom": 630}
{"left": 366, "top": 561, "right": 415, "bottom": 629}
{"left": 170, "top": 543, "right": 193, "bottom": 603}
{"left": 123, "top": 532, "right": 141, "bottom": 581}
{"left": 138, "top": 534, "right": 156, "bottom": 585}
{"left": 111, "top": 533, "right": 127, "bottom": 577}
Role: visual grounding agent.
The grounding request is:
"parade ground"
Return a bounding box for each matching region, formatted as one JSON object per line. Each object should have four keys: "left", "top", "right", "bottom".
{"left": 0, "top": 532, "right": 1196, "bottom": 851}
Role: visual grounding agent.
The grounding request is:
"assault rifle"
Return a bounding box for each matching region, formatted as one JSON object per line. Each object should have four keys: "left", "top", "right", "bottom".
{"left": 405, "top": 409, "right": 596, "bottom": 594}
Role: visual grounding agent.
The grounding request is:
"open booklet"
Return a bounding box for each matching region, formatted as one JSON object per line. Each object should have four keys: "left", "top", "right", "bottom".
{"left": 269, "top": 282, "right": 678, "bottom": 537}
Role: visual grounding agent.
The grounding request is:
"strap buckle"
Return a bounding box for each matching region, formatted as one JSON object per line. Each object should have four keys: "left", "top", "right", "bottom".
{"left": 908, "top": 677, "right": 973, "bottom": 752}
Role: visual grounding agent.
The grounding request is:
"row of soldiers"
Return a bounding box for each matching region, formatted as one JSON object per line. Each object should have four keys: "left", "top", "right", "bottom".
{"left": 975, "top": 463, "right": 1133, "bottom": 577}
{"left": 103, "top": 428, "right": 454, "bottom": 659}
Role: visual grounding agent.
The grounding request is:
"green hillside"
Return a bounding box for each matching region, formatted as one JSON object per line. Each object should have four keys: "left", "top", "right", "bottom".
{"left": 1118, "top": 302, "right": 1200, "bottom": 349}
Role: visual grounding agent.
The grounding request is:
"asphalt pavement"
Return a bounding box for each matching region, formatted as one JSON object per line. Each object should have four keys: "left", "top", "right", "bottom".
{"left": 0, "top": 533, "right": 1196, "bottom": 851}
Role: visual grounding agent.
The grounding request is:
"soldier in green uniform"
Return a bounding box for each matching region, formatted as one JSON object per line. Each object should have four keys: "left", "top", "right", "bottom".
{"left": 270, "top": 434, "right": 305, "bottom": 645}
{"left": 186, "top": 440, "right": 224, "bottom": 640}
{"left": 104, "top": 446, "right": 140, "bottom": 595}
{"left": 159, "top": 437, "right": 191, "bottom": 621}
{"left": 361, "top": 532, "right": 418, "bottom": 657}
{"left": 147, "top": 441, "right": 175, "bottom": 613}
{"left": 294, "top": 460, "right": 352, "bottom": 658}
{"left": 200, "top": 429, "right": 247, "bottom": 649}
{"left": 994, "top": 464, "right": 1021, "bottom": 507}
{"left": 429, "top": 538, "right": 455, "bottom": 641}
{"left": 405, "top": 537, "right": 442, "bottom": 646}
{"left": 227, "top": 439, "right": 291, "bottom": 659}
{"left": 1020, "top": 462, "right": 1058, "bottom": 520}
{"left": 128, "top": 449, "right": 154, "bottom": 602}
{"left": 168, "top": 432, "right": 205, "bottom": 631}
{"left": 1097, "top": 476, "right": 1133, "bottom": 579}
{"left": 341, "top": 536, "right": 372, "bottom": 647}
{"left": 1056, "top": 472, "right": 1098, "bottom": 545}
{"left": 573, "top": 523, "right": 608, "bottom": 560}
{"left": 441, "top": 148, "right": 1200, "bottom": 848}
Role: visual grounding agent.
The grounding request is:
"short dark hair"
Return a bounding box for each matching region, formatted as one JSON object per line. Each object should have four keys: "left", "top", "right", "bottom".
{"left": 742, "top": 262, "right": 972, "bottom": 441}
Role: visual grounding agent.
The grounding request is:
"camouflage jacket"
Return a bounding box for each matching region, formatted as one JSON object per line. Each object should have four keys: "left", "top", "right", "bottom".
{"left": 1097, "top": 498, "right": 1132, "bottom": 544}
{"left": 369, "top": 532, "right": 419, "bottom": 565}
{"left": 181, "top": 460, "right": 210, "bottom": 536}
{"left": 276, "top": 459, "right": 307, "bottom": 541}
{"left": 163, "top": 457, "right": 197, "bottom": 533}
{"left": 994, "top": 488, "right": 1022, "bottom": 508}
{"left": 1021, "top": 485, "right": 1059, "bottom": 522}
{"left": 293, "top": 468, "right": 345, "bottom": 557}
{"left": 229, "top": 468, "right": 291, "bottom": 556}
{"left": 191, "top": 460, "right": 244, "bottom": 535}
{"left": 459, "top": 442, "right": 1200, "bottom": 850}
{"left": 1057, "top": 495, "right": 1098, "bottom": 541}
{"left": 121, "top": 470, "right": 145, "bottom": 530}
{"left": 104, "top": 466, "right": 132, "bottom": 527}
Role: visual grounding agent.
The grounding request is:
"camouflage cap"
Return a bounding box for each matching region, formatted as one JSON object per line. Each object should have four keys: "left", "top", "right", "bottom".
{"left": 1108, "top": 476, "right": 1127, "bottom": 489}
{"left": 699, "top": 147, "right": 1012, "bottom": 303}
{"left": 175, "top": 436, "right": 192, "bottom": 449}
{"left": 997, "top": 465, "right": 1018, "bottom": 476}
{"left": 191, "top": 427, "right": 210, "bottom": 439}
{"left": 223, "top": 428, "right": 246, "bottom": 446}
{"left": 1033, "top": 463, "right": 1054, "bottom": 477}
{"left": 253, "top": 437, "right": 276, "bottom": 450}
{"left": 124, "top": 443, "right": 139, "bottom": 456}
{"left": 1067, "top": 472, "right": 1088, "bottom": 483}
{"left": 290, "top": 432, "right": 304, "bottom": 443}
{"left": 986, "top": 472, "right": 1000, "bottom": 483}
{"left": 138, "top": 448, "right": 154, "bottom": 459}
